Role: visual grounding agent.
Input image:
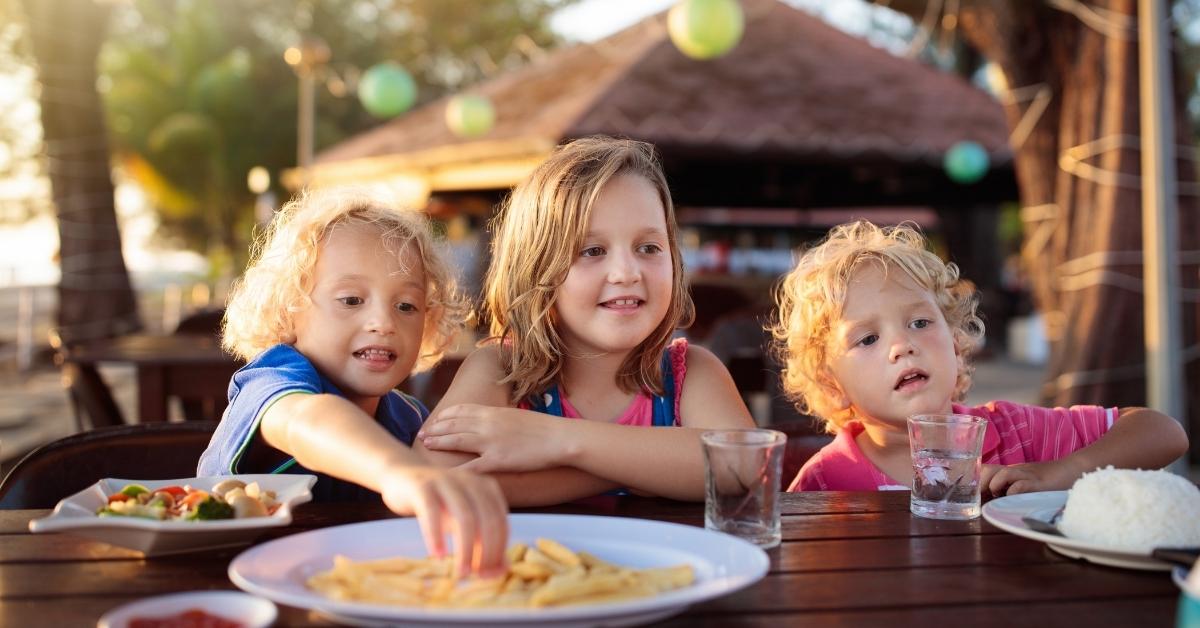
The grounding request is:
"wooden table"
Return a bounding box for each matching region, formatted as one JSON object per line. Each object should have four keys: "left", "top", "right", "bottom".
{"left": 68, "top": 334, "right": 242, "bottom": 422}
{"left": 0, "top": 492, "right": 1180, "bottom": 626}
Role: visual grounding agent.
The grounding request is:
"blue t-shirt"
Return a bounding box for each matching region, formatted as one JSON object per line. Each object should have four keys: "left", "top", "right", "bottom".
{"left": 196, "top": 344, "right": 427, "bottom": 502}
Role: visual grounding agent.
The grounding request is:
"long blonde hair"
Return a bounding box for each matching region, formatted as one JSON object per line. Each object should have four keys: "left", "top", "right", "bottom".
{"left": 484, "top": 136, "right": 694, "bottom": 403}
{"left": 223, "top": 186, "right": 468, "bottom": 373}
{"left": 770, "top": 220, "right": 984, "bottom": 433}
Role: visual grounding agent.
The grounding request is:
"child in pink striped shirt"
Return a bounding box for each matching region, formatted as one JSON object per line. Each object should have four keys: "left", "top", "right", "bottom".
{"left": 771, "top": 220, "right": 1188, "bottom": 495}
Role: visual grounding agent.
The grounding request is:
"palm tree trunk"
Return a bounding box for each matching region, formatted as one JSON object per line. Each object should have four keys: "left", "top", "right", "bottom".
{"left": 22, "top": 0, "right": 142, "bottom": 344}
{"left": 959, "top": 0, "right": 1199, "bottom": 457}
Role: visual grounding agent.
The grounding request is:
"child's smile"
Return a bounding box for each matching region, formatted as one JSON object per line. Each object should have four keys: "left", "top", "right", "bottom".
{"left": 352, "top": 345, "right": 398, "bottom": 371}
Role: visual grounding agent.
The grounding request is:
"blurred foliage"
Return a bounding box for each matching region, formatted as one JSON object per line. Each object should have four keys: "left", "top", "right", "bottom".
{"left": 0, "top": 0, "right": 48, "bottom": 223}
{"left": 96, "top": 0, "right": 572, "bottom": 276}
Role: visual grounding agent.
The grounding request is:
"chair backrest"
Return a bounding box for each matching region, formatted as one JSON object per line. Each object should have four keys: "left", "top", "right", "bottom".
{"left": 49, "top": 329, "right": 126, "bottom": 431}
{"left": 173, "top": 308, "right": 232, "bottom": 421}
{"left": 174, "top": 307, "right": 225, "bottom": 336}
{"left": 61, "top": 361, "right": 126, "bottom": 430}
{"left": 772, "top": 420, "right": 834, "bottom": 490}
{"left": 0, "top": 421, "right": 218, "bottom": 509}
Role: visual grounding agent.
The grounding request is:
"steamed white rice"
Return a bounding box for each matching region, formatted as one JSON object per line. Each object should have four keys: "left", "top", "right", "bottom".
{"left": 1058, "top": 466, "right": 1200, "bottom": 552}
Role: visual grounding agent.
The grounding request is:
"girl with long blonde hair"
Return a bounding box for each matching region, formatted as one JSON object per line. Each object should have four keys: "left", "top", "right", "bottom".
{"left": 417, "top": 136, "right": 755, "bottom": 505}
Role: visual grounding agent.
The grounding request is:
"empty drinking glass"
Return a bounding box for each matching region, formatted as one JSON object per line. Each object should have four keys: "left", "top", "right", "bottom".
{"left": 701, "top": 429, "right": 786, "bottom": 548}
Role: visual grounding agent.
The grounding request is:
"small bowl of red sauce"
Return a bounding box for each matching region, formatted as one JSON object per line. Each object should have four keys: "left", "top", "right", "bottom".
{"left": 98, "top": 591, "right": 277, "bottom": 628}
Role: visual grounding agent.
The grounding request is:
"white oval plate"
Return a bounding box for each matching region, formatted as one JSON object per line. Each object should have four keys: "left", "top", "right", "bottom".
{"left": 981, "top": 490, "right": 1172, "bottom": 571}
{"left": 30, "top": 474, "right": 316, "bottom": 556}
{"left": 98, "top": 590, "right": 277, "bottom": 628}
{"left": 229, "top": 514, "right": 769, "bottom": 628}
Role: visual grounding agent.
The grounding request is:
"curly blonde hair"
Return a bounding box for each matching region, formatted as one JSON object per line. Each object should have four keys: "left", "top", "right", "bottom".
{"left": 769, "top": 220, "right": 984, "bottom": 434}
{"left": 222, "top": 186, "right": 469, "bottom": 373}
{"left": 484, "top": 136, "right": 694, "bottom": 404}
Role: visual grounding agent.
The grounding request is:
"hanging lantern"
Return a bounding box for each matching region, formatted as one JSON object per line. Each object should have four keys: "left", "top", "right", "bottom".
{"left": 445, "top": 94, "right": 495, "bottom": 138}
{"left": 668, "top": 0, "right": 744, "bottom": 60}
{"left": 943, "top": 141, "right": 990, "bottom": 184}
{"left": 357, "top": 62, "right": 417, "bottom": 118}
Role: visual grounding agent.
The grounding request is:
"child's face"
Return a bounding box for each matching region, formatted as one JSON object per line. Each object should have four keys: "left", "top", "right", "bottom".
{"left": 292, "top": 223, "right": 426, "bottom": 414}
{"left": 825, "top": 262, "right": 958, "bottom": 428}
{"left": 554, "top": 174, "right": 673, "bottom": 358}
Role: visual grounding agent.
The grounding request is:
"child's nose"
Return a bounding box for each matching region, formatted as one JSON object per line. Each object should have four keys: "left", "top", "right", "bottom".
{"left": 365, "top": 304, "right": 396, "bottom": 335}
{"left": 889, "top": 336, "right": 917, "bottom": 361}
{"left": 606, "top": 251, "right": 641, "bottom": 284}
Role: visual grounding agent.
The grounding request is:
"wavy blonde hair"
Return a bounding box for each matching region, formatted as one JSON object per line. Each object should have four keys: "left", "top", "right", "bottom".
{"left": 769, "top": 220, "right": 984, "bottom": 434}
{"left": 222, "top": 187, "right": 468, "bottom": 373}
{"left": 484, "top": 136, "right": 694, "bottom": 404}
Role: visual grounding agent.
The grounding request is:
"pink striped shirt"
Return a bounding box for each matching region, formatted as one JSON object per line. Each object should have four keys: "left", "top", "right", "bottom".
{"left": 788, "top": 400, "right": 1119, "bottom": 492}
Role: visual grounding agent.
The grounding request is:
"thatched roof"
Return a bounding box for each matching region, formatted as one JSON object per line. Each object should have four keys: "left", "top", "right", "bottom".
{"left": 302, "top": 0, "right": 1013, "bottom": 206}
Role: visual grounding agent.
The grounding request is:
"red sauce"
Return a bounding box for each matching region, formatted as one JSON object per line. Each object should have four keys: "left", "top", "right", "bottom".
{"left": 128, "top": 608, "right": 242, "bottom": 628}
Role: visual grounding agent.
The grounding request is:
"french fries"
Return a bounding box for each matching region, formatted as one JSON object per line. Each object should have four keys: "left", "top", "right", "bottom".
{"left": 306, "top": 538, "right": 695, "bottom": 609}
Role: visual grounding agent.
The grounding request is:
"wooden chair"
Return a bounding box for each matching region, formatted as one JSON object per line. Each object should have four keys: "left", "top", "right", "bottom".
{"left": 49, "top": 330, "right": 126, "bottom": 431}
{"left": 773, "top": 420, "right": 833, "bottom": 490}
{"left": 174, "top": 308, "right": 230, "bottom": 421}
{"left": 174, "top": 307, "right": 225, "bottom": 336}
{"left": 0, "top": 421, "right": 218, "bottom": 509}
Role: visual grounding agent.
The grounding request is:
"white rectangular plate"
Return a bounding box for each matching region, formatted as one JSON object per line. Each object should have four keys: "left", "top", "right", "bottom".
{"left": 29, "top": 474, "right": 316, "bottom": 556}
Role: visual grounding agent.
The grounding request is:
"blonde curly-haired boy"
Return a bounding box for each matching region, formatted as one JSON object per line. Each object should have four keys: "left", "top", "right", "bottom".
{"left": 772, "top": 220, "right": 1186, "bottom": 494}
{"left": 199, "top": 187, "right": 507, "bottom": 576}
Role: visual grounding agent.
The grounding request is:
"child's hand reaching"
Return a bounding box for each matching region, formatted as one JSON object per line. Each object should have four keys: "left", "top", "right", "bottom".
{"left": 377, "top": 463, "right": 509, "bottom": 578}
{"left": 420, "top": 404, "right": 569, "bottom": 473}
{"left": 981, "top": 458, "right": 1085, "bottom": 498}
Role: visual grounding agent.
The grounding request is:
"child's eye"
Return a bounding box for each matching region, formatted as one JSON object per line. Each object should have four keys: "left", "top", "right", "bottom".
{"left": 911, "top": 319, "right": 931, "bottom": 329}
{"left": 337, "top": 296, "right": 363, "bottom": 306}
{"left": 857, "top": 334, "right": 878, "bottom": 347}
{"left": 396, "top": 302, "right": 419, "bottom": 313}
{"left": 638, "top": 243, "right": 664, "bottom": 255}
{"left": 580, "top": 246, "right": 605, "bottom": 257}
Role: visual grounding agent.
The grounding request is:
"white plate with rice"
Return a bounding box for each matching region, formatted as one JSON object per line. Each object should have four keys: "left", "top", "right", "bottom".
{"left": 983, "top": 491, "right": 1167, "bottom": 570}
{"left": 982, "top": 468, "right": 1200, "bottom": 572}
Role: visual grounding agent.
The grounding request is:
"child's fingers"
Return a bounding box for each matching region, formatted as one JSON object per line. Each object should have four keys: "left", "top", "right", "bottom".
{"left": 435, "top": 478, "right": 480, "bottom": 578}
{"left": 456, "top": 457, "right": 493, "bottom": 473}
{"left": 1006, "top": 479, "right": 1035, "bottom": 496}
{"left": 410, "top": 482, "right": 448, "bottom": 560}
{"left": 423, "top": 433, "right": 484, "bottom": 453}
{"left": 421, "top": 418, "right": 474, "bottom": 437}
{"left": 468, "top": 476, "right": 509, "bottom": 576}
{"left": 987, "top": 467, "right": 1014, "bottom": 497}
{"left": 979, "top": 464, "right": 1001, "bottom": 493}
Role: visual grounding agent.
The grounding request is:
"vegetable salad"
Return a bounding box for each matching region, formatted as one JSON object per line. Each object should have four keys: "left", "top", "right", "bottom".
{"left": 97, "top": 479, "right": 278, "bottom": 521}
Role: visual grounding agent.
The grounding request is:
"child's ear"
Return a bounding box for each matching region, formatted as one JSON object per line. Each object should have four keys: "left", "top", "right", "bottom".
{"left": 819, "top": 370, "right": 851, "bottom": 411}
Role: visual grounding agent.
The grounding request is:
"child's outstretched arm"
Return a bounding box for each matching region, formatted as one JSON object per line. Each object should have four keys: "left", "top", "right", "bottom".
{"left": 419, "top": 345, "right": 756, "bottom": 502}
{"left": 260, "top": 393, "right": 509, "bottom": 576}
{"left": 981, "top": 407, "right": 1188, "bottom": 496}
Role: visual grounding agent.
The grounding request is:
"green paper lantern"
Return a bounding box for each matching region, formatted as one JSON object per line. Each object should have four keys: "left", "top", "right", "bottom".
{"left": 668, "top": 0, "right": 745, "bottom": 60}
{"left": 943, "top": 141, "right": 990, "bottom": 184}
{"left": 445, "top": 94, "right": 495, "bottom": 139}
{"left": 358, "top": 62, "right": 417, "bottom": 118}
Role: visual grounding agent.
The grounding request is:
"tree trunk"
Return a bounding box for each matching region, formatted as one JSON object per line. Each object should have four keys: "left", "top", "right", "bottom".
{"left": 958, "top": 0, "right": 1200, "bottom": 457}
{"left": 22, "top": 0, "right": 142, "bottom": 345}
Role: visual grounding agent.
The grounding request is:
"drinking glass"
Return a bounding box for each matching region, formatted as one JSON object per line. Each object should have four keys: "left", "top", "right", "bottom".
{"left": 908, "top": 414, "right": 987, "bottom": 520}
{"left": 701, "top": 429, "right": 786, "bottom": 548}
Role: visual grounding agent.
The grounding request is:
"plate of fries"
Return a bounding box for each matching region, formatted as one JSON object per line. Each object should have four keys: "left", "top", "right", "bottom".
{"left": 228, "top": 514, "right": 768, "bottom": 627}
